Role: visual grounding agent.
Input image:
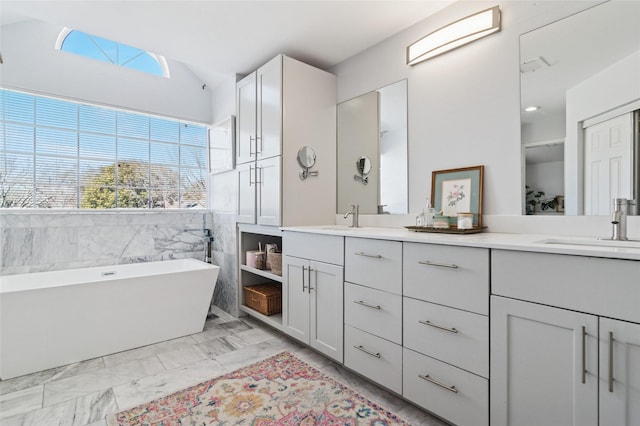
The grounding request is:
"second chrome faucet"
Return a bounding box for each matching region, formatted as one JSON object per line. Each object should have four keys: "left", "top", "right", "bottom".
{"left": 344, "top": 203, "right": 360, "bottom": 228}
{"left": 610, "top": 198, "right": 636, "bottom": 241}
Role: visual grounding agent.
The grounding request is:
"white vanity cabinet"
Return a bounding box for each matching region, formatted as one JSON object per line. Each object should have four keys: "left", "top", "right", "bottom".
{"left": 491, "top": 296, "right": 599, "bottom": 426}
{"left": 402, "top": 242, "right": 490, "bottom": 426}
{"left": 491, "top": 249, "right": 640, "bottom": 426}
{"left": 599, "top": 318, "right": 640, "bottom": 426}
{"left": 235, "top": 54, "right": 336, "bottom": 227}
{"left": 343, "top": 237, "right": 403, "bottom": 393}
{"left": 282, "top": 231, "right": 344, "bottom": 362}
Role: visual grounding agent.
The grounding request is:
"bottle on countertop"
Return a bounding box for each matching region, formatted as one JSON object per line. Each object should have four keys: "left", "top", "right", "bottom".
{"left": 424, "top": 198, "right": 435, "bottom": 226}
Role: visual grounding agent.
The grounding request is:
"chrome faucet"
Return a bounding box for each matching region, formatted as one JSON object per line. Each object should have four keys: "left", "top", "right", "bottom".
{"left": 611, "top": 198, "right": 635, "bottom": 241}
{"left": 184, "top": 228, "right": 214, "bottom": 263}
{"left": 344, "top": 204, "right": 360, "bottom": 228}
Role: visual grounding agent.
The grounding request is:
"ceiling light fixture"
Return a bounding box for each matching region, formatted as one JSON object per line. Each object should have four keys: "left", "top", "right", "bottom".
{"left": 525, "top": 106, "right": 540, "bottom": 112}
{"left": 407, "top": 6, "right": 501, "bottom": 66}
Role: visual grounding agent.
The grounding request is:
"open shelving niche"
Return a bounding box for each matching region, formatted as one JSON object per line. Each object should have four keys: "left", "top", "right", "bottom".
{"left": 237, "top": 224, "right": 284, "bottom": 330}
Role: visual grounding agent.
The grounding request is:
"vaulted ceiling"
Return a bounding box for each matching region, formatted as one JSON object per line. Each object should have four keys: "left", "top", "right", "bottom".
{"left": 1, "top": 1, "right": 454, "bottom": 89}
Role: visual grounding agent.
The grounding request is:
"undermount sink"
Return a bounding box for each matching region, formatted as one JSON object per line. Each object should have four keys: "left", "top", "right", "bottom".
{"left": 537, "top": 238, "right": 640, "bottom": 249}
{"left": 314, "top": 225, "right": 363, "bottom": 232}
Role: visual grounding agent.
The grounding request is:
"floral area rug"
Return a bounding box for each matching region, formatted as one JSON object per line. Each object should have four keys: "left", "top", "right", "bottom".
{"left": 107, "top": 351, "right": 408, "bottom": 425}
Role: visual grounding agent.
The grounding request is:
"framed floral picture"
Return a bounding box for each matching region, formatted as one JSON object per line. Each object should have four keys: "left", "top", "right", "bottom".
{"left": 431, "top": 165, "right": 484, "bottom": 227}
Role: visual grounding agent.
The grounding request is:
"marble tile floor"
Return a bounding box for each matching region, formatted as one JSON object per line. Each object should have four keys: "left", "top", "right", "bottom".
{"left": 0, "top": 306, "right": 448, "bottom": 426}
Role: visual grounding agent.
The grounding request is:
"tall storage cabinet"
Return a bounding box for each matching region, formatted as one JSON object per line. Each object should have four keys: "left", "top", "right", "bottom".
{"left": 235, "top": 54, "right": 336, "bottom": 227}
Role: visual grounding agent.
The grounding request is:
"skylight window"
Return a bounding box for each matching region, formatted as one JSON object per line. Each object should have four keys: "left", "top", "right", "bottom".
{"left": 56, "top": 28, "right": 169, "bottom": 78}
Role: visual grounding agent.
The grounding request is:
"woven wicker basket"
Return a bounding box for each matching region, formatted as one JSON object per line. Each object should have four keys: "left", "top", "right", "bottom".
{"left": 243, "top": 283, "right": 282, "bottom": 316}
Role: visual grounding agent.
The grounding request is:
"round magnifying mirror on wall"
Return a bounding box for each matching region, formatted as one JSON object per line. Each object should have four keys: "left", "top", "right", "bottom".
{"left": 297, "top": 146, "right": 316, "bottom": 168}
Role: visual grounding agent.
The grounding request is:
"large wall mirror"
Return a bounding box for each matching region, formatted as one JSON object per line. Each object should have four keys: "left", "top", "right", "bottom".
{"left": 337, "top": 79, "right": 408, "bottom": 214}
{"left": 520, "top": 0, "right": 640, "bottom": 216}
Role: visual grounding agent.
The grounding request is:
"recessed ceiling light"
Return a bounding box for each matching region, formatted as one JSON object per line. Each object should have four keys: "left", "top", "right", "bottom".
{"left": 525, "top": 106, "right": 539, "bottom": 112}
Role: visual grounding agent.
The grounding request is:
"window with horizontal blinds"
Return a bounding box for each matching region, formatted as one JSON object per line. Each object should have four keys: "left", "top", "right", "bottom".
{"left": 0, "top": 88, "right": 208, "bottom": 209}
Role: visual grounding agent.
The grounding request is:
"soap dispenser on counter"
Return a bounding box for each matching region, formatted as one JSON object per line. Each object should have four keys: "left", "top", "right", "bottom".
{"left": 424, "top": 198, "right": 435, "bottom": 227}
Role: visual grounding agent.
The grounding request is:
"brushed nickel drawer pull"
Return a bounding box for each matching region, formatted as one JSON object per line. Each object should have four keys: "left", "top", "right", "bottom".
{"left": 354, "top": 345, "right": 381, "bottom": 358}
{"left": 419, "top": 319, "right": 459, "bottom": 334}
{"left": 608, "top": 331, "right": 614, "bottom": 393}
{"left": 354, "top": 300, "right": 382, "bottom": 310}
{"left": 582, "top": 326, "right": 587, "bottom": 384}
{"left": 302, "top": 265, "right": 308, "bottom": 292}
{"left": 418, "top": 260, "right": 458, "bottom": 269}
{"left": 418, "top": 374, "right": 458, "bottom": 394}
{"left": 355, "top": 252, "right": 382, "bottom": 258}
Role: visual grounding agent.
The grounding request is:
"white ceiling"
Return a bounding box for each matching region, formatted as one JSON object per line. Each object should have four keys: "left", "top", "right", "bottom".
{"left": 0, "top": 0, "right": 454, "bottom": 89}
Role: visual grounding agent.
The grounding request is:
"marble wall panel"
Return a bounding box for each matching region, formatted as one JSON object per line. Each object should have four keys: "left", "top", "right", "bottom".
{"left": 211, "top": 213, "right": 238, "bottom": 316}
{"left": 0, "top": 210, "right": 238, "bottom": 315}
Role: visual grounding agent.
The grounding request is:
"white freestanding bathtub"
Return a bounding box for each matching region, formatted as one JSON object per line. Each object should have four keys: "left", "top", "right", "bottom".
{"left": 0, "top": 258, "right": 219, "bottom": 379}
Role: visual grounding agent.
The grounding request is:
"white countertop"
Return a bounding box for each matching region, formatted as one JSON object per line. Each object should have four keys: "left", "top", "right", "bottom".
{"left": 281, "top": 225, "right": 640, "bottom": 261}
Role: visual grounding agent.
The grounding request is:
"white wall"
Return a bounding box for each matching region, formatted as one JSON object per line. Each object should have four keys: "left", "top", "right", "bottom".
{"left": 521, "top": 114, "right": 565, "bottom": 145}
{"left": 209, "top": 75, "right": 239, "bottom": 214}
{"left": 330, "top": 1, "right": 601, "bottom": 217}
{"left": 0, "top": 20, "right": 211, "bottom": 122}
{"left": 526, "top": 160, "right": 564, "bottom": 205}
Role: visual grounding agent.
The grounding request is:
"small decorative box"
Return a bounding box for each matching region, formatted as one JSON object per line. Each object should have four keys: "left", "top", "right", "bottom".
{"left": 246, "top": 250, "right": 265, "bottom": 269}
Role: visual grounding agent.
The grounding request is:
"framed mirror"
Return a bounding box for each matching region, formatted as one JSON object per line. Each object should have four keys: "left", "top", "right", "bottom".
{"left": 520, "top": 1, "right": 640, "bottom": 215}
{"left": 337, "top": 79, "right": 408, "bottom": 214}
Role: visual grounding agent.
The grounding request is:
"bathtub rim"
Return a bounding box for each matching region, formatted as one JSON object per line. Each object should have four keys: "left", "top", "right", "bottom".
{"left": 0, "top": 258, "right": 218, "bottom": 294}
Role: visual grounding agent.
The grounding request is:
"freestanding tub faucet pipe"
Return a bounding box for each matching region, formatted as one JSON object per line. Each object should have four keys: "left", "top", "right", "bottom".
{"left": 184, "top": 228, "right": 214, "bottom": 263}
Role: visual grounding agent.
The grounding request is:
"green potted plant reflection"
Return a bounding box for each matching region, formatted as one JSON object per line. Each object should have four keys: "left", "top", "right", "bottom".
{"left": 526, "top": 186, "right": 558, "bottom": 215}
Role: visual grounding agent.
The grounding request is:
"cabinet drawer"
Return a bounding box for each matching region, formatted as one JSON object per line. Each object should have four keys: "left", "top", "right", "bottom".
{"left": 345, "top": 238, "right": 402, "bottom": 294}
{"left": 403, "top": 243, "right": 489, "bottom": 315}
{"left": 492, "top": 250, "right": 640, "bottom": 323}
{"left": 403, "top": 348, "right": 488, "bottom": 426}
{"left": 344, "top": 325, "right": 402, "bottom": 394}
{"left": 404, "top": 297, "right": 488, "bottom": 378}
{"left": 283, "top": 232, "right": 344, "bottom": 266}
{"left": 344, "top": 283, "right": 402, "bottom": 344}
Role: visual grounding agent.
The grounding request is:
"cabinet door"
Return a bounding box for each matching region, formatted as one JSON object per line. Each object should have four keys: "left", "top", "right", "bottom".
{"left": 491, "top": 296, "right": 598, "bottom": 426}
{"left": 600, "top": 318, "right": 640, "bottom": 426}
{"left": 236, "top": 72, "right": 257, "bottom": 165}
{"left": 236, "top": 162, "right": 256, "bottom": 224}
{"left": 282, "top": 255, "right": 309, "bottom": 344}
{"left": 257, "top": 55, "right": 282, "bottom": 160}
{"left": 256, "top": 156, "right": 281, "bottom": 226}
{"left": 309, "top": 261, "right": 343, "bottom": 362}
